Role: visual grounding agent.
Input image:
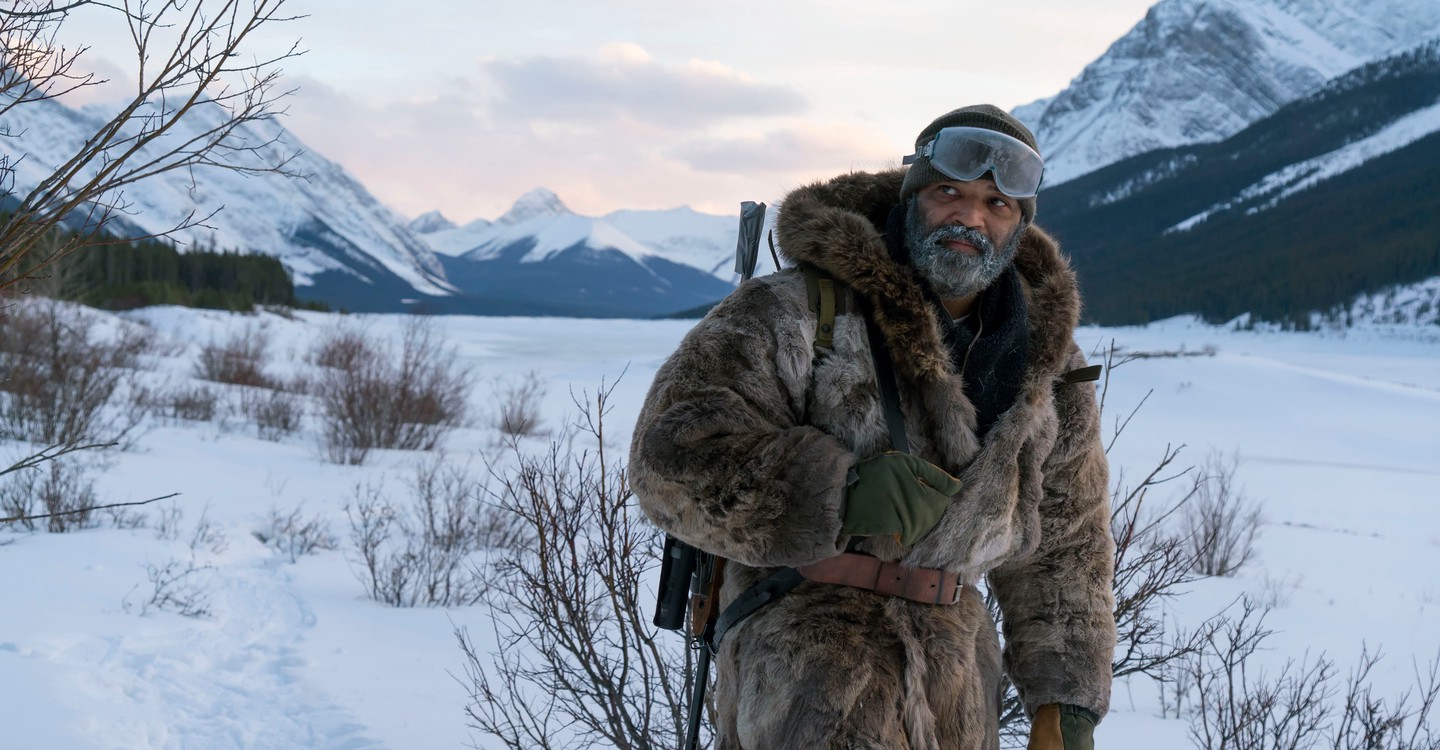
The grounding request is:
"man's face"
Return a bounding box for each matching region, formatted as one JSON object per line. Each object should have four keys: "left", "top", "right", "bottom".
{"left": 906, "top": 177, "right": 1026, "bottom": 300}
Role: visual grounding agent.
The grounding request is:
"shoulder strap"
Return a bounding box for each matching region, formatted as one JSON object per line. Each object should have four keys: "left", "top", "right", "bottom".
{"left": 1061, "top": 364, "right": 1103, "bottom": 385}
{"left": 860, "top": 301, "right": 911, "bottom": 454}
{"left": 801, "top": 265, "right": 909, "bottom": 454}
{"left": 802, "top": 264, "right": 849, "bottom": 353}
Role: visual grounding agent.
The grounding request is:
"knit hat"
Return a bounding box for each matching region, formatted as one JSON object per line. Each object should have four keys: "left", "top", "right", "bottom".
{"left": 899, "top": 104, "right": 1041, "bottom": 223}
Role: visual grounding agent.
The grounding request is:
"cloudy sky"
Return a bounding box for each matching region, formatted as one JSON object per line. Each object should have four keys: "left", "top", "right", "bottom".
{"left": 64, "top": 0, "right": 1158, "bottom": 223}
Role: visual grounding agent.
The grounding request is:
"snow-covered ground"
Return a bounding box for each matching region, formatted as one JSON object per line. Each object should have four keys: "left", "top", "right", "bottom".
{"left": 2, "top": 304, "right": 1437, "bottom": 749}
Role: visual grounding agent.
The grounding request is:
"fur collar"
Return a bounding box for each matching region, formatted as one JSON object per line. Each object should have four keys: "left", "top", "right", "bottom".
{"left": 774, "top": 169, "right": 1082, "bottom": 392}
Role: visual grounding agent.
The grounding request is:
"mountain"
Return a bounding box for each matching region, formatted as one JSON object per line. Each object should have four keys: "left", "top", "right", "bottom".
{"left": 1015, "top": 0, "right": 1440, "bottom": 187}
{"left": 0, "top": 94, "right": 453, "bottom": 310}
{"left": 415, "top": 215, "right": 496, "bottom": 258}
{"left": 407, "top": 210, "right": 456, "bottom": 234}
{"left": 1037, "top": 39, "right": 1440, "bottom": 326}
{"left": 419, "top": 189, "right": 737, "bottom": 317}
{"left": 601, "top": 205, "right": 742, "bottom": 280}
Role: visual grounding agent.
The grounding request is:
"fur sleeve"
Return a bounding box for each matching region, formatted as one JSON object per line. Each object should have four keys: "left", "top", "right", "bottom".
{"left": 628, "top": 277, "right": 855, "bottom": 568}
{"left": 987, "top": 348, "right": 1117, "bottom": 720}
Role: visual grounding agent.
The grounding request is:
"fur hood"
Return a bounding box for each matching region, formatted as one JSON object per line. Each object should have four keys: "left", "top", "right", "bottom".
{"left": 774, "top": 168, "right": 1083, "bottom": 393}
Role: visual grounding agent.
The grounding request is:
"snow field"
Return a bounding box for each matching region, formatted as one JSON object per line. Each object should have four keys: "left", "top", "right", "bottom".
{"left": 0, "top": 305, "right": 1436, "bottom": 749}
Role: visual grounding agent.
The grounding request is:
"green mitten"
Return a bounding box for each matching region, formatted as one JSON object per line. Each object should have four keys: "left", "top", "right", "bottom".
{"left": 1027, "top": 704, "right": 1098, "bottom": 750}
{"left": 841, "top": 452, "right": 962, "bottom": 545}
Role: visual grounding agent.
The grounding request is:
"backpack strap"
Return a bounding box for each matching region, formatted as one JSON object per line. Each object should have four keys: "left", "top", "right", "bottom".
{"left": 802, "top": 265, "right": 849, "bottom": 353}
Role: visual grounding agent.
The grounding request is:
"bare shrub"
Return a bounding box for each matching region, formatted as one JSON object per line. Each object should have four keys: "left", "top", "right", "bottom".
{"left": 345, "top": 458, "right": 498, "bottom": 607}
{"left": 1253, "top": 571, "right": 1304, "bottom": 610}
{"left": 314, "top": 320, "right": 472, "bottom": 465}
{"left": 1330, "top": 652, "right": 1440, "bottom": 750}
{"left": 255, "top": 505, "right": 337, "bottom": 563}
{"left": 1179, "top": 598, "right": 1440, "bottom": 750}
{"left": 189, "top": 507, "right": 228, "bottom": 556}
{"left": 1185, "top": 599, "right": 1334, "bottom": 748}
{"left": 489, "top": 371, "right": 547, "bottom": 437}
{"left": 240, "top": 387, "right": 304, "bottom": 441}
{"left": 124, "top": 557, "right": 215, "bottom": 619}
{"left": 308, "top": 327, "right": 369, "bottom": 370}
{"left": 1185, "top": 451, "right": 1264, "bottom": 577}
{"left": 196, "top": 326, "right": 275, "bottom": 388}
{"left": 154, "top": 502, "right": 185, "bottom": 541}
{"left": 456, "top": 381, "right": 696, "bottom": 750}
{"left": 0, "top": 455, "right": 98, "bottom": 532}
{"left": 158, "top": 383, "right": 221, "bottom": 422}
{"left": 0, "top": 300, "right": 151, "bottom": 445}
{"left": 104, "top": 505, "right": 148, "bottom": 529}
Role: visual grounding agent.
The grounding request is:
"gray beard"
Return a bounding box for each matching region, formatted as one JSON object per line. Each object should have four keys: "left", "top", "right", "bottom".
{"left": 905, "top": 202, "right": 1025, "bottom": 300}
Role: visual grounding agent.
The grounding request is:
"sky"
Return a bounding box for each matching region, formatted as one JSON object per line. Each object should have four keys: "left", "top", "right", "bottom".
{"left": 58, "top": 0, "right": 1160, "bottom": 223}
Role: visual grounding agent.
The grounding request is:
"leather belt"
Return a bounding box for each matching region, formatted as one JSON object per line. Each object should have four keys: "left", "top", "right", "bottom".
{"left": 796, "top": 552, "right": 964, "bottom": 605}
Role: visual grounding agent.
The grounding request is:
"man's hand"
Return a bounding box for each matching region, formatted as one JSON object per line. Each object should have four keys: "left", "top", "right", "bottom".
{"left": 841, "top": 452, "right": 962, "bottom": 545}
{"left": 1027, "top": 704, "right": 1098, "bottom": 750}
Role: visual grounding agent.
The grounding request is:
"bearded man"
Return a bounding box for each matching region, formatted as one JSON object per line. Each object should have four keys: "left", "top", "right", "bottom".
{"left": 630, "top": 105, "right": 1116, "bottom": 750}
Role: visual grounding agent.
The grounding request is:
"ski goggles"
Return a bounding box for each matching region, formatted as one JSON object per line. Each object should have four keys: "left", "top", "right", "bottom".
{"left": 902, "top": 126, "right": 1045, "bottom": 199}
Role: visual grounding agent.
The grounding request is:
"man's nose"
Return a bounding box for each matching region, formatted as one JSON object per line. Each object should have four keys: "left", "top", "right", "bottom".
{"left": 943, "top": 198, "right": 987, "bottom": 230}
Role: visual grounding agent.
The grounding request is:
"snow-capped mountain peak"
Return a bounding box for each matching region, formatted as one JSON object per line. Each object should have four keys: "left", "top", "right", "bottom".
{"left": 497, "top": 187, "right": 572, "bottom": 225}
{"left": 1015, "top": 0, "right": 1440, "bottom": 187}
{"left": 408, "top": 210, "right": 456, "bottom": 234}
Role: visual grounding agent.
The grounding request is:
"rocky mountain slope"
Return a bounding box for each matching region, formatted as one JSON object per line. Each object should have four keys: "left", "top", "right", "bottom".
{"left": 0, "top": 95, "right": 453, "bottom": 303}
{"left": 1015, "top": 0, "right": 1440, "bottom": 186}
{"left": 1037, "top": 39, "right": 1440, "bottom": 325}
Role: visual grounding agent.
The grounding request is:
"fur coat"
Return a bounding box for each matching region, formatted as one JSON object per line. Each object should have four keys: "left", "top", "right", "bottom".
{"left": 629, "top": 169, "right": 1116, "bottom": 750}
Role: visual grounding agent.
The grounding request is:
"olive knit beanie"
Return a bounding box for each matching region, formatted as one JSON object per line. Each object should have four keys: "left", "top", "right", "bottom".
{"left": 899, "top": 104, "right": 1041, "bottom": 223}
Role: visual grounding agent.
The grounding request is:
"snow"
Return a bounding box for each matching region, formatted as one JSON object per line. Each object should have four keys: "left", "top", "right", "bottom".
{"left": 419, "top": 217, "right": 498, "bottom": 257}
{"left": 2, "top": 300, "right": 1439, "bottom": 749}
{"left": 461, "top": 212, "right": 662, "bottom": 267}
{"left": 1167, "top": 99, "right": 1440, "bottom": 233}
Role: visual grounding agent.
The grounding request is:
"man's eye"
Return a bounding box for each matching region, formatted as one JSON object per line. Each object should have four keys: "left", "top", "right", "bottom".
{"left": 989, "top": 197, "right": 1011, "bottom": 209}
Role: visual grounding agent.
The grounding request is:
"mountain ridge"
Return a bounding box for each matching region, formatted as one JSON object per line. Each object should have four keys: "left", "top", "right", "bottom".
{"left": 1037, "top": 38, "right": 1440, "bottom": 325}
{"left": 1015, "top": 0, "right": 1440, "bottom": 186}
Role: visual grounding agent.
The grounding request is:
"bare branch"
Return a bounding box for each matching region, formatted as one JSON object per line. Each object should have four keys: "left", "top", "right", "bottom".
{"left": 0, "top": 0, "right": 305, "bottom": 287}
{"left": 0, "top": 440, "right": 118, "bottom": 477}
{"left": 0, "top": 490, "right": 177, "bottom": 524}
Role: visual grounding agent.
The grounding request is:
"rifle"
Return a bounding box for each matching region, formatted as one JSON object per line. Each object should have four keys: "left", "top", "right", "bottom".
{"left": 654, "top": 535, "right": 725, "bottom": 750}
{"left": 650, "top": 201, "right": 764, "bottom": 749}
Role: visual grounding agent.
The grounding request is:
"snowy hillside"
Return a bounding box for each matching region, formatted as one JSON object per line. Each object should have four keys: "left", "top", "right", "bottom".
{"left": 0, "top": 95, "right": 452, "bottom": 299}
{"left": 2, "top": 300, "right": 1438, "bottom": 749}
{"left": 1331, "top": 277, "right": 1440, "bottom": 328}
{"left": 1014, "top": 0, "right": 1440, "bottom": 186}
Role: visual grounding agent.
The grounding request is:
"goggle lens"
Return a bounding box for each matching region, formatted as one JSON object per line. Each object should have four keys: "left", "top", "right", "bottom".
{"left": 903, "top": 126, "right": 1045, "bottom": 199}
